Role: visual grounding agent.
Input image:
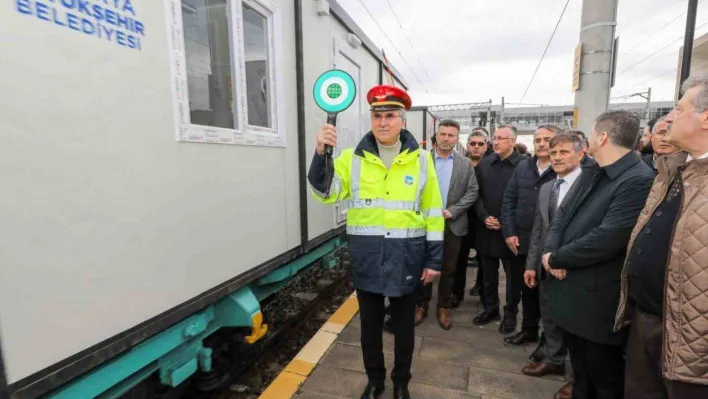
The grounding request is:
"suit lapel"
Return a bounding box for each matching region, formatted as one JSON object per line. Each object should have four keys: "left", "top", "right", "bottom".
{"left": 562, "top": 167, "right": 599, "bottom": 221}
{"left": 448, "top": 153, "right": 463, "bottom": 203}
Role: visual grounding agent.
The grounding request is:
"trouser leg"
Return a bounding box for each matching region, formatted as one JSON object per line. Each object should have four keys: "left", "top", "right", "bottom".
{"left": 501, "top": 257, "right": 522, "bottom": 318}
{"left": 480, "top": 255, "right": 500, "bottom": 312}
{"left": 518, "top": 256, "right": 540, "bottom": 332}
{"left": 356, "top": 289, "right": 386, "bottom": 385}
{"left": 571, "top": 332, "right": 626, "bottom": 399}
{"left": 437, "top": 225, "right": 462, "bottom": 308}
{"left": 389, "top": 290, "right": 417, "bottom": 387}
{"left": 539, "top": 279, "right": 567, "bottom": 365}
{"left": 453, "top": 233, "right": 471, "bottom": 297}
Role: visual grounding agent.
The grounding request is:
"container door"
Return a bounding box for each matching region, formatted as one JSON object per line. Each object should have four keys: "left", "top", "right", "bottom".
{"left": 332, "top": 38, "right": 364, "bottom": 225}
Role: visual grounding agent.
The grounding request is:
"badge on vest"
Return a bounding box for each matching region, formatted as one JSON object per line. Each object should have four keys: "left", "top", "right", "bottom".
{"left": 404, "top": 175, "right": 414, "bottom": 185}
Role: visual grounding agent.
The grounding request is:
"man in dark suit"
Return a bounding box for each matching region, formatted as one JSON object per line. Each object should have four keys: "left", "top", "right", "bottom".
{"left": 471, "top": 125, "right": 526, "bottom": 327}
{"left": 542, "top": 110, "right": 654, "bottom": 398}
{"left": 522, "top": 132, "right": 596, "bottom": 399}
{"left": 414, "top": 119, "right": 478, "bottom": 330}
{"left": 500, "top": 124, "right": 560, "bottom": 339}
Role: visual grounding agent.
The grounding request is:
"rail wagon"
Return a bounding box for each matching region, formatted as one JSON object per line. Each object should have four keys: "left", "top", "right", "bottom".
{"left": 0, "top": 1, "right": 409, "bottom": 397}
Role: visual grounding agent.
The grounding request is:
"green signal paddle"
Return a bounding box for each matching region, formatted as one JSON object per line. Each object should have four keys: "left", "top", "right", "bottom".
{"left": 313, "top": 69, "right": 357, "bottom": 156}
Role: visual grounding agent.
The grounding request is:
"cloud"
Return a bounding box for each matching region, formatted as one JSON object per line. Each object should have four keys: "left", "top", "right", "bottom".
{"left": 336, "top": 0, "right": 707, "bottom": 107}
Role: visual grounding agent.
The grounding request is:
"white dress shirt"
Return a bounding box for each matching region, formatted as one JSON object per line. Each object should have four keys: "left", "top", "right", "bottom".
{"left": 685, "top": 152, "right": 708, "bottom": 163}
{"left": 556, "top": 166, "right": 583, "bottom": 209}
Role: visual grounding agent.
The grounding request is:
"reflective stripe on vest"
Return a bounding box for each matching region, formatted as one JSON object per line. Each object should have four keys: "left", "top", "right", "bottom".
{"left": 347, "top": 225, "right": 426, "bottom": 238}
{"left": 349, "top": 151, "right": 428, "bottom": 206}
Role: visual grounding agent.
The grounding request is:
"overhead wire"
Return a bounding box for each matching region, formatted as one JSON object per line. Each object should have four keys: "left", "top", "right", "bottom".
{"left": 355, "top": 0, "right": 430, "bottom": 93}
{"left": 383, "top": 0, "right": 438, "bottom": 91}
{"left": 618, "top": 20, "right": 708, "bottom": 76}
{"left": 517, "top": 0, "right": 572, "bottom": 106}
{"left": 619, "top": 0, "right": 705, "bottom": 57}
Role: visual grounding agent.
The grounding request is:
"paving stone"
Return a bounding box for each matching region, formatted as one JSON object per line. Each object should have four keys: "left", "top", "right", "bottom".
{"left": 413, "top": 322, "right": 531, "bottom": 355}
{"left": 335, "top": 324, "right": 422, "bottom": 355}
{"left": 407, "top": 381, "right": 482, "bottom": 399}
{"left": 294, "top": 392, "right": 342, "bottom": 399}
{"left": 467, "top": 366, "right": 566, "bottom": 399}
{"left": 409, "top": 356, "right": 469, "bottom": 391}
{"left": 419, "top": 337, "right": 528, "bottom": 371}
{"left": 320, "top": 343, "right": 385, "bottom": 372}
{"left": 300, "top": 364, "right": 370, "bottom": 397}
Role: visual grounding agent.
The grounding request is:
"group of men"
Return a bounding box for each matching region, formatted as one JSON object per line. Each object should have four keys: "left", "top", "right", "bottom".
{"left": 308, "top": 76, "right": 708, "bottom": 399}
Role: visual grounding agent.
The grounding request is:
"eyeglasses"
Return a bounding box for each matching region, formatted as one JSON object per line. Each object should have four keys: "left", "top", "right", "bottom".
{"left": 372, "top": 113, "right": 402, "bottom": 122}
{"left": 492, "top": 136, "right": 513, "bottom": 141}
{"left": 468, "top": 142, "right": 486, "bottom": 147}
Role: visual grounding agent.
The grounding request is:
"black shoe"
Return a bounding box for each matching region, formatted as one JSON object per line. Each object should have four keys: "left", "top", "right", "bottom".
{"left": 360, "top": 382, "right": 384, "bottom": 399}
{"left": 472, "top": 309, "right": 500, "bottom": 325}
{"left": 528, "top": 333, "right": 546, "bottom": 363}
{"left": 383, "top": 317, "right": 395, "bottom": 334}
{"left": 503, "top": 330, "right": 539, "bottom": 346}
{"left": 393, "top": 386, "right": 410, "bottom": 399}
{"left": 498, "top": 317, "right": 516, "bottom": 334}
{"left": 450, "top": 294, "right": 463, "bottom": 308}
{"left": 468, "top": 285, "right": 481, "bottom": 297}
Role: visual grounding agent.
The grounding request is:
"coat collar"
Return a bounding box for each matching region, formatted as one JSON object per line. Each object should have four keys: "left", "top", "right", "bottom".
{"left": 354, "top": 129, "right": 419, "bottom": 159}
{"left": 601, "top": 151, "right": 641, "bottom": 180}
{"left": 491, "top": 149, "right": 524, "bottom": 165}
{"left": 656, "top": 151, "right": 708, "bottom": 179}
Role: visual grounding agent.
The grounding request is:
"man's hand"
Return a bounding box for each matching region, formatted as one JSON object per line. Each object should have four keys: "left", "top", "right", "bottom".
{"left": 485, "top": 216, "right": 501, "bottom": 231}
{"left": 505, "top": 236, "right": 520, "bottom": 255}
{"left": 542, "top": 253, "right": 552, "bottom": 272}
{"left": 524, "top": 270, "right": 537, "bottom": 288}
{"left": 443, "top": 209, "right": 453, "bottom": 219}
{"left": 421, "top": 268, "right": 440, "bottom": 285}
{"left": 316, "top": 124, "right": 337, "bottom": 155}
{"left": 551, "top": 269, "right": 567, "bottom": 280}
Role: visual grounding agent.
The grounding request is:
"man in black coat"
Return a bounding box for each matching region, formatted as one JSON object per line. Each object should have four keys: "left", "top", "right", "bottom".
{"left": 499, "top": 124, "right": 560, "bottom": 339}
{"left": 542, "top": 110, "right": 654, "bottom": 399}
{"left": 471, "top": 125, "right": 526, "bottom": 327}
{"left": 452, "top": 128, "right": 490, "bottom": 307}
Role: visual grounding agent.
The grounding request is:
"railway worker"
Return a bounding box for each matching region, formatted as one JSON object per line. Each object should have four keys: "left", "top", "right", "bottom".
{"left": 308, "top": 84, "right": 445, "bottom": 399}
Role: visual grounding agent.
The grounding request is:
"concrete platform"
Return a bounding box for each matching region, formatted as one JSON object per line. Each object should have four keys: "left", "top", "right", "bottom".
{"left": 260, "top": 267, "right": 569, "bottom": 399}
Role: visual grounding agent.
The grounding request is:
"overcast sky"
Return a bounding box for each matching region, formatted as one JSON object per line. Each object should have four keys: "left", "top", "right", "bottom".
{"left": 336, "top": 0, "right": 708, "bottom": 108}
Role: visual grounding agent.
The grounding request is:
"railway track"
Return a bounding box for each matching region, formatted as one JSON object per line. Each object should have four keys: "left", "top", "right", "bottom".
{"left": 215, "top": 247, "right": 352, "bottom": 399}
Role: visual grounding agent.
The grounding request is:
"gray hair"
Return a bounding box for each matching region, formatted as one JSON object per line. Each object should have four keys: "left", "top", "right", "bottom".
{"left": 496, "top": 124, "right": 518, "bottom": 138}
{"left": 651, "top": 116, "right": 666, "bottom": 134}
{"left": 680, "top": 74, "right": 708, "bottom": 112}
{"left": 397, "top": 109, "right": 407, "bottom": 121}
{"left": 536, "top": 124, "right": 563, "bottom": 135}
{"left": 594, "top": 110, "right": 641, "bottom": 149}
{"left": 550, "top": 132, "right": 585, "bottom": 152}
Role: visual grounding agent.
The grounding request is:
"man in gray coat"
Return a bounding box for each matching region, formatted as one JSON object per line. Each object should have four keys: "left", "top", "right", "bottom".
{"left": 522, "top": 132, "right": 595, "bottom": 398}
{"left": 414, "top": 119, "right": 478, "bottom": 330}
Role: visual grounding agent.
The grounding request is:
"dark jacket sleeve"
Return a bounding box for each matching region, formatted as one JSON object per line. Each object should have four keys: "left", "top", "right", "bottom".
{"left": 501, "top": 165, "right": 521, "bottom": 238}
{"left": 307, "top": 152, "right": 334, "bottom": 196}
{"left": 526, "top": 201, "right": 544, "bottom": 272}
{"left": 448, "top": 159, "right": 479, "bottom": 219}
{"left": 548, "top": 175, "right": 653, "bottom": 270}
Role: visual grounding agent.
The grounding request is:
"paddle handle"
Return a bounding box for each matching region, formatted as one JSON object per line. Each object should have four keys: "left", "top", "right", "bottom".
{"left": 325, "top": 113, "right": 337, "bottom": 156}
